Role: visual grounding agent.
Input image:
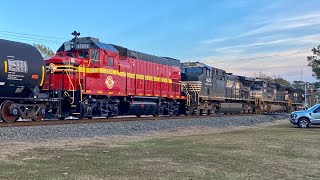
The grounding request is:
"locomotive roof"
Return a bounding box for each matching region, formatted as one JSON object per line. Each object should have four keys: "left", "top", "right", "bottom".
{"left": 181, "top": 62, "right": 226, "bottom": 72}
{"left": 57, "top": 37, "right": 119, "bottom": 53}
{"left": 111, "top": 44, "right": 180, "bottom": 67}
{"left": 226, "top": 74, "right": 239, "bottom": 81}
{"left": 237, "top": 75, "right": 255, "bottom": 82}
{"left": 57, "top": 37, "right": 181, "bottom": 67}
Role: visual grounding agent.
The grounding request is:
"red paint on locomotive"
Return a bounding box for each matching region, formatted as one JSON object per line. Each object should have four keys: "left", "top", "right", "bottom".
{"left": 43, "top": 37, "right": 182, "bottom": 100}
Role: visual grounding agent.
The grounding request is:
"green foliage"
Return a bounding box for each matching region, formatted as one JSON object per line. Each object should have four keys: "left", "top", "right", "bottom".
{"left": 273, "top": 77, "right": 291, "bottom": 87}
{"left": 307, "top": 46, "right": 320, "bottom": 79}
{"left": 33, "top": 44, "right": 54, "bottom": 59}
{"left": 254, "top": 71, "right": 291, "bottom": 87}
{"left": 292, "top": 80, "right": 304, "bottom": 89}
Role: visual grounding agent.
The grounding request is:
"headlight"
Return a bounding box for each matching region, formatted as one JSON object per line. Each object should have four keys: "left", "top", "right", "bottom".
{"left": 291, "top": 114, "right": 297, "bottom": 118}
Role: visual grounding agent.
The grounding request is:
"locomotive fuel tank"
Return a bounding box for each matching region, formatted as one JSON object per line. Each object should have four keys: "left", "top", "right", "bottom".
{"left": 219, "top": 103, "right": 243, "bottom": 113}
{"left": 119, "top": 97, "right": 158, "bottom": 116}
{"left": 0, "top": 39, "right": 44, "bottom": 98}
{"left": 267, "top": 104, "right": 284, "bottom": 112}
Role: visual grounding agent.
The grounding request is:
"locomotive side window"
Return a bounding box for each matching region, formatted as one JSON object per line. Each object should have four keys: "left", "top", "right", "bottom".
{"left": 78, "top": 51, "right": 89, "bottom": 58}
{"left": 227, "top": 80, "right": 233, "bottom": 87}
{"left": 66, "top": 52, "right": 75, "bottom": 57}
{"left": 91, "top": 50, "right": 99, "bottom": 60}
{"left": 206, "top": 68, "right": 211, "bottom": 76}
{"left": 222, "top": 72, "right": 226, "bottom": 80}
{"left": 108, "top": 57, "right": 114, "bottom": 66}
{"left": 235, "top": 82, "right": 240, "bottom": 89}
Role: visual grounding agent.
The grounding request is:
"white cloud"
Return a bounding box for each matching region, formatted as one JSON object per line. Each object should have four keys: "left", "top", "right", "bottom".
{"left": 197, "top": 8, "right": 320, "bottom": 82}
{"left": 202, "top": 12, "right": 320, "bottom": 45}
{"left": 201, "top": 49, "right": 315, "bottom": 82}
{"left": 215, "top": 39, "right": 289, "bottom": 51}
{"left": 214, "top": 34, "right": 320, "bottom": 52}
{"left": 202, "top": 37, "right": 231, "bottom": 44}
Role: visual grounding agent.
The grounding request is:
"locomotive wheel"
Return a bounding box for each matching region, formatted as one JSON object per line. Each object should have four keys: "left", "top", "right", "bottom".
{"left": 58, "top": 117, "right": 66, "bottom": 120}
{"left": 0, "top": 101, "right": 18, "bottom": 123}
{"left": 33, "top": 114, "right": 44, "bottom": 121}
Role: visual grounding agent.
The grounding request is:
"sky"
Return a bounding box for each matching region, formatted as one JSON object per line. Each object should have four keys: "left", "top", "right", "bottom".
{"left": 0, "top": 0, "right": 319, "bottom": 82}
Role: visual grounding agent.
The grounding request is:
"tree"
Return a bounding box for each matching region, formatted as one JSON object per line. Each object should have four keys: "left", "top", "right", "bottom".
{"left": 307, "top": 45, "right": 320, "bottom": 79}
{"left": 292, "top": 80, "right": 304, "bottom": 89}
{"left": 33, "top": 44, "right": 54, "bottom": 59}
{"left": 253, "top": 71, "right": 291, "bottom": 87}
{"left": 273, "top": 77, "right": 291, "bottom": 87}
{"left": 253, "top": 71, "right": 272, "bottom": 81}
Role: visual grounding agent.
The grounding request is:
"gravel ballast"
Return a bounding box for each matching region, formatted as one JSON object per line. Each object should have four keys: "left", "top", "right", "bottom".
{"left": 0, "top": 114, "right": 288, "bottom": 140}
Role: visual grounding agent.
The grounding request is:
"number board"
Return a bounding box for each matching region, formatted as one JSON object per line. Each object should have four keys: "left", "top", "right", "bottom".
{"left": 75, "top": 44, "right": 90, "bottom": 49}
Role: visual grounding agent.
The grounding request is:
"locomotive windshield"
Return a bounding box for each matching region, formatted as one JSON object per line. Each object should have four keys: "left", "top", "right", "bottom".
{"left": 185, "top": 67, "right": 203, "bottom": 74}
{"left": 56, "top": 51, "right": 89, "bottom": 58}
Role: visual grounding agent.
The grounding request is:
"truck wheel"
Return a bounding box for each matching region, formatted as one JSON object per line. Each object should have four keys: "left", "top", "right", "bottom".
{"left": 297, "top": 118, "right": 309, "bottom": 128}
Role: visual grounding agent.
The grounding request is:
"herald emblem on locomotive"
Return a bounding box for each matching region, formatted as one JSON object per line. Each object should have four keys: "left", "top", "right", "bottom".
{"left": 105, "top": 76, "right": 114, "bottom": 89}
{"left": 0, "top": 31, "right": 304, "bottom": 122}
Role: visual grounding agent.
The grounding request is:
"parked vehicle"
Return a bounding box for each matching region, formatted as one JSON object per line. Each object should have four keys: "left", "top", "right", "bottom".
{"left": 290, "top": 104, "right": 320, "bottom": 128}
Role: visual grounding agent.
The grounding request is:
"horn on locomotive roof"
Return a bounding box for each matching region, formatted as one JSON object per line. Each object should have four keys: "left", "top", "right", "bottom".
{"left": 71, "top": 31, "right": 80, "bottom": 39}
{"left": 70, "top": 31, "right": 81, "bottom": 50}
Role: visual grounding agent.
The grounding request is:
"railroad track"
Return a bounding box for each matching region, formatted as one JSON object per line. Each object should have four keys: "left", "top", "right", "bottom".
{"left": 0, "top": 113, "right": 287, "bottom": 128}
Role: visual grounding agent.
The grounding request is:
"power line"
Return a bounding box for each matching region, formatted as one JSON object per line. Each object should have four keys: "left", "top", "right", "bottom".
{"left": 0, "top": 33, "right": 63, "bottom": 44}
{"left": 0, "top": 30, "right": 67, "bottom": 40}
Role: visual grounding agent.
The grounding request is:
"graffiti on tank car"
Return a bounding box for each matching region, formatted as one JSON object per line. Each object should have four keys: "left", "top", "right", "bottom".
{"left": 8, "top": 59, "right": 28, "bottom": 73}
{"left": 5, "top": 56, "right": 28, "bottom": 81}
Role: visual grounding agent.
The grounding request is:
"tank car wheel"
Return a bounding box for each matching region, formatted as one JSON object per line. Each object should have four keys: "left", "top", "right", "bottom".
{"left": 0, "top": 101, "right": 18, "bottom": 123}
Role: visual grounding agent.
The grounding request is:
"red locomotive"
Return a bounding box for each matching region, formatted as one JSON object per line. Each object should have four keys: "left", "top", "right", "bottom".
{"left": 43, "top": 32, "right": 185, "bottom": 119}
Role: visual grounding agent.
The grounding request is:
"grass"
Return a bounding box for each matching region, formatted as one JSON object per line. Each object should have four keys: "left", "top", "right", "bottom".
{"left": 1, "top": 123, "right": 320, "bottom": 179}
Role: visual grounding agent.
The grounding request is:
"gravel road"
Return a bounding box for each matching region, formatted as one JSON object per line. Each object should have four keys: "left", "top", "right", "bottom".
{"left": 0, "top": 114, "right": 288, "bottom": 141}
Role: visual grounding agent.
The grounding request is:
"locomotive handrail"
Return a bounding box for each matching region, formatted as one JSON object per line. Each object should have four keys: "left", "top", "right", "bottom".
{"left": 181, "top": 84, "right": 191, "bottom": 106}
{"left": 189, "top": 83, "right": 200, "bottom": 105}
{"left": 64, "top": 58, "right": 75, "bottom": 104}
{"left": 78, "top": 65, "right": 84, "bottom": 102}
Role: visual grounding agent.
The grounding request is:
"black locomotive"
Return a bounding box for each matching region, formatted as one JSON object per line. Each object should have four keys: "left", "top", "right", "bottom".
{"left": 181, "top": 62, "right": 302, "bottom": 115}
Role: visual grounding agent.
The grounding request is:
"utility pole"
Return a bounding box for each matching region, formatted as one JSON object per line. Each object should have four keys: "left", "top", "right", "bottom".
{"left": 305, "top": 82, "right": 308, "bottom": 108}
